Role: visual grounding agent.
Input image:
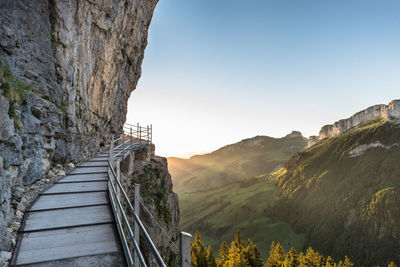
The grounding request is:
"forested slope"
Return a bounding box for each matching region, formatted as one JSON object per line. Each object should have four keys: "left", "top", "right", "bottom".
{"left": 270, "top": 118, "right": 400, "bottom": 266}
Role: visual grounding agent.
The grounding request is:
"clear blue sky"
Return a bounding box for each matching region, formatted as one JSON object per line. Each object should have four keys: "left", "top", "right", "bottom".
{"left": 127, "top": 0, "right": 400, "bottom": 157}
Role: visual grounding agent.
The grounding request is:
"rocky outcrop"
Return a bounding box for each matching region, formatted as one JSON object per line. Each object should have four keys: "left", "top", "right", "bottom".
{"left": 348, "top": 141, "right": 399, "bottom": 157}
{"left": 308, "top": 100, "right": 400, "bottom": 147}
{"left": 0, "top": 0, "right": 158, "bottom": 255}
{"left": 120, "top": 150, "right": 180, "bottom": 265}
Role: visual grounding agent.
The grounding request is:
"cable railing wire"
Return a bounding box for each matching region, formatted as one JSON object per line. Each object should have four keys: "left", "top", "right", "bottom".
{"left": 107, "top": 124, "right": 191, "bottom": 267}
{"left": 139, "top": 199, "right": 179, "bottom": 252}
{"left": 112, "top": 161, "right": 180, "bottom": 254}
{"left": 108, "top": 158, "right": 166, "bottom": 267}
{"left": 108, "top": 169, "right": 147, "bottom": 267}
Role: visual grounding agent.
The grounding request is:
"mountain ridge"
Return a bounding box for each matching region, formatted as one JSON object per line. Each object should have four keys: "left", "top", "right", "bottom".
{"left": 308, "top": 99, "right": 400, "bottom": 147}
{"left": 169, "top": 131, "right": 308, "bottom": 194}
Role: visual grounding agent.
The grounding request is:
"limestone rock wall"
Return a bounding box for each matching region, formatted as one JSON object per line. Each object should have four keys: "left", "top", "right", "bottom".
{"left": 308, "top": 99, "right": 400, "bottom": 147}
{"left": 0, "top": 0, "right": 158, "bottom": 253}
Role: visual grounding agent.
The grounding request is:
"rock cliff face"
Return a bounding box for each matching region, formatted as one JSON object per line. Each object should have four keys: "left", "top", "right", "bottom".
{"left": 0, "top": 0, "right": 158, "bottom": 253}
{"left": 308, "top": 99, "right": 400, "bottom": 147}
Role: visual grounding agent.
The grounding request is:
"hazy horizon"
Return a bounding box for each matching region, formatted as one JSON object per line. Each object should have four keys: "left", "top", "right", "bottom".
{"left": 126, "top": 0, "right": 400, "bottom": 157}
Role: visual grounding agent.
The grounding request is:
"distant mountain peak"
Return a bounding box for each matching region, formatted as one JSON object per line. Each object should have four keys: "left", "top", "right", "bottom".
{"left": 285, "top": 131, "right": 303, "bottom": 138}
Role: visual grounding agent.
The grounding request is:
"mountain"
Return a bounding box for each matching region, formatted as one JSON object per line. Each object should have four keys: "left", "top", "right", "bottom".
{"left": 270, "top": 115, "right": 400, "bottom": 265}
{"left": 168, "top": 131, "right": 308, "bottom": 258}
{"left": 179, "top": 174, "right": 306, "bottom": 259}
{"left": 173, "top": 99, "right": 400, "bottom": 265}
{"left": 169, "top": 131, "right": 308, "bottom": 194}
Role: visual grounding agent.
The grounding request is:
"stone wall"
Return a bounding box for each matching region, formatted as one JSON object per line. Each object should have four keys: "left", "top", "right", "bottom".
{"left": 0, "top": 0, "right": 158, "bottom": 254}
{"left": 307, "top": 99, "right": 400, "bottom": 147}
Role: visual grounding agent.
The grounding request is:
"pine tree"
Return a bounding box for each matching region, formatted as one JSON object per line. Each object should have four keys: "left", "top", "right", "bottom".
{"left": 244, "top": 239, "right": 263, "bottom": 267}
{"left": 342, "top": 256, "right": 353, "bottom": 267}
{"left": 223, "top": 230, "right": 248, "bottom": 267}
{"left": 234, "top": 230, "right": 244, "bottom": 247}
{"left": 298, "top": 247, "right": 324, "bottom": 267}
{"left": 223, "top": 241, "right": 248, "bottom": 267}
{"left": 266, "top": 241, "right": 285, "bottom": 267}
{"left": 298, "top": 252, "right": 306, "bottom": 267}
{"left": 206, "top": 245, "right": 217, "bottom": 267}
{"left": 191, "top": 231, "right": 208, "bottom": 267}
{"left": 337, "top": 256, "right": 353, "bottom": 267}
{"left": 217, "top": 241, "right": 229, "bottom": 266}
{"left": 325, "top": 256, "right": 335, "bottom": 267}
{"left": 283, "top": 247, "right": 299, "bottom": 267}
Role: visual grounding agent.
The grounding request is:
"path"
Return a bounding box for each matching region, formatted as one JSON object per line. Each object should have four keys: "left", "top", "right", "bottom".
{"left": 12, "top": 151, "right": 125, "bottom": 266}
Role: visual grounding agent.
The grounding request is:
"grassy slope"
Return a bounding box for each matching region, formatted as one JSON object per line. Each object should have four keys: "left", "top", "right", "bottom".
{"left": 270, "top": 119, "right": 400, "bottom": 266}
{"left": 179, "top": 175, "right": 306, "bottom": 259}
{"left": 169, "top": 132, "right": 307, "bottom": 194}
{"left": 169, "top": 132, "right": 307, "bottom": 258}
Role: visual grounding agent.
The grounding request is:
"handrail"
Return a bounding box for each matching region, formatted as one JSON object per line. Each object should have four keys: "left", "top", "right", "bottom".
{"left": 115, "top": 138, "right": 131, "bottom": 150}
{"left": 106, "top": 123, "right": 191, "bottom": 267}
{"left": 108, "top": 160, "right": 166, "bottom": 267}
{"left": 108, "top": 168, "right": 147, "bottom": 266}
{"left": 114, "top": 136, "right": 124, "bottom": 143}
{"left": 122, "top": 123, "right": 152, "bottom": 144}
{"left": 108, "top": 188, "right": 135, "bottom": 266}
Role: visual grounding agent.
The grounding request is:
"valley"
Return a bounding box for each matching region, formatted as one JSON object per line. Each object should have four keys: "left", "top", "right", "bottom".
{"left": 169, "top": 131, "right": 308, "bottom": 258}
{"left": 179, "top": 175, "right": 306, "bottom": 258}
{"left": 169, "top": 100, "right": 400, "bottom": 266}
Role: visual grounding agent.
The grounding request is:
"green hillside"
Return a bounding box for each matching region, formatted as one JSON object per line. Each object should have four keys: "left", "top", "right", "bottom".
{"left": 179, "top": 175, "right": 306, "bottom": 259}
{"left": 169, "top": 131, "right": 307, "bottom": 194}
{"left": 270, "top": 118, "right": 400, "bottom": 266}
{"left": 170, "top": 132, "right": 308, "bottom": 258}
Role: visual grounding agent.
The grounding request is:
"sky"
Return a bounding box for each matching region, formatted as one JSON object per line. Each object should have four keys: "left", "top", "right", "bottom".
{"left": 126, "top": 0, "right": 400, "bottom": 158}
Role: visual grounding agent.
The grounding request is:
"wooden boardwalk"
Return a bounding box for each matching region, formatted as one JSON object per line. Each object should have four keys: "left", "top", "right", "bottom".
{"left": 12, "top": 152, "right": 126, "bottom": 266}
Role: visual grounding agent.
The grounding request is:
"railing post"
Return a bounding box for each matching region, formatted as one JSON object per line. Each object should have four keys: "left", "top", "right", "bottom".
{"left": 110, "top": 136, "right": 114, "bottom": 165}
{"left": 150, "top": 124, "right": 152, "bottom": 144}
{"left": 130, "top": 127, "right": 133, "bottom": 151}
{"left": 147, "top": 125, "right": 150, "bottom": 143}
{"left": 137, "top": 123, "right": 139, "bottom": 142}
{"left": 134, "top": 184, "right": 140, "bottom": 267}
{"left": 139, "top": 126, "right": 142, "bottom": 144}
{"left": 108, "top": 135, "right": 114, "bottom": 208}
{"left": 179, "top": 232, "right": 192, "bottom": 267}
{"left": 116, "top": 159, "right": 121, "bottom": 217}
{"left": 122, "top": 132, "right": 125, "bottom": 159}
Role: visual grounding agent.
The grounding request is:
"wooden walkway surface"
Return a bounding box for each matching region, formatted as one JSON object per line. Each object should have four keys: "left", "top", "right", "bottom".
{"left": 13, "top": 151, "right": 126, "bottom": 266}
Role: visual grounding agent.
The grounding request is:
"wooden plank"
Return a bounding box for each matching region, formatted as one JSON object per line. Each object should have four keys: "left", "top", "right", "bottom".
{"left": 58, "top": 173, "right": 108, "bottom": 183}
{"left": 68, "top": 166, "right": 108, "bottom": 174}
{"left": 24, "top": 206, "right": 113, "bottom": 232}
{"left": 78, "top": 161, "right": 109, "bottom": 167}
{"left": 16, "top": 239, "right": 118, "bottom": 265}
{"left": 12, "top": 150, "right": 128, "bottom": 266}
{"left": 88, "top": 158, "right": 109, "bottom": 162}
{"left": 43, "top": 182, "right": 107, "bottom": 194}
{"left": 30, "top": 192, "right": 108, "bottom": 211}
{"left": 19, "top": 224, "right": 116, "bottom": 252}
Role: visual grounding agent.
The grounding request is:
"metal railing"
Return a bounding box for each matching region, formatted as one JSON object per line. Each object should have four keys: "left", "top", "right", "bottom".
{"left": 107, "top": 123, "right": 192, "bottom": 267}
{"left": 124, "top": 123, "right": 152, "bottom": 144}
